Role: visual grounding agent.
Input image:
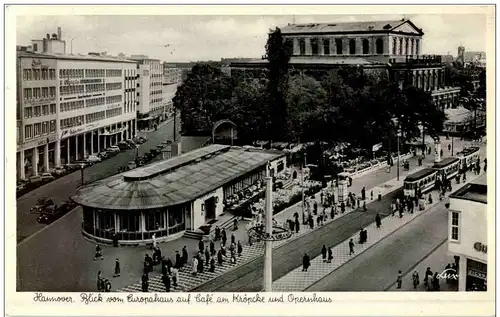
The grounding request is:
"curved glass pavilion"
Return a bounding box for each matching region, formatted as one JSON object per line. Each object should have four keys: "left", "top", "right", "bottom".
{"left": 72, "top": 144, "right": 285, "bottom": 245}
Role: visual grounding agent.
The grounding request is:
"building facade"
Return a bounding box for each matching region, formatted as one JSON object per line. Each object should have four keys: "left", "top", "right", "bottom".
{"left": 448, "top": 175, "right": 487, "bottom": 291}
{"left": 132, "top": 58, "right": 164, "bottom": 130}
{"left": 229, "top": 19, "right": 461, "bottom": 109}
{"left": 17, "top": 35, "right": 138, "bottom": 180}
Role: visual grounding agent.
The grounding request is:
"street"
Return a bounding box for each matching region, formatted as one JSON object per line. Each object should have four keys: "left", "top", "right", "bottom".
{"left": 16, "top": 117, "right": 179, "bottom": 244}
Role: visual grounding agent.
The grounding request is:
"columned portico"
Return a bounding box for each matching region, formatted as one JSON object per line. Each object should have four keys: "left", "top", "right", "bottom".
{"left": 55, "top": 139, "right": 61, "bottom": 167}
{"left": 32, "top": 146, "right": 39, "bottom": 176}
{"left": 43, "top": 144, "right": 50, "bottom": 172}
{"left": 83, "top": 133, "right": 87, "bottom": 158}
{"left": 75, "top": 135, "right": 79, "bottom": 161}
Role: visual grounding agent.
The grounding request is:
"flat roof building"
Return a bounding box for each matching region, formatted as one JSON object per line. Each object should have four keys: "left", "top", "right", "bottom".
{"left": 448, "top": 174, "right": 488, "bottom": 291}
{"left": 72, "top": 144, "right": 286, "bottom": 245}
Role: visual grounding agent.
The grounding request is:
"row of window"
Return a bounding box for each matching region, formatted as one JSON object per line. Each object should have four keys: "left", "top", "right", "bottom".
{"left": 106, "top": 95, "right": 122, "bottom": 104}
{"left": 58, "top": 69, "right": 126, "bottom": 79}
{"left": 86, "top": 111, "right": 106, "bottom": 123}
{"left": 86, "top": 97, "right": 106, "bottom": 108}
{"left": 24, "top": 120, "right": 56, "bottom": 139}
{"left": 105, "top": 83, "right": 122, "bottom": 90}
{"left": 150, "top": 81, "right": 163, "bottom": 87}
{"left": 60, "top": 115, "right": 84, "bottom": 129}
{"left": 60, "top": 85, "right": 85, "bottom": 96}
{"left": 24, "top": 104, "right": 57, "bottom": 118}
{"left": 297, "top": 37, "right": 385, "bottom": 56}
{"left": 60, "top": 100, "right": 85, "bottom": 112}
{"left": 106, "top": 69, "right": 123, "bottom": 77}
{"left": 106, "top": 108, "right": 122, "bottom": 119}
{"left": 23, "top": 87, "right": 56, "bottom": 100}
{"left": 150, "top": 89, "right": 162, "bottom": 96}
{"left": 85, "top": 83, "right": 105, "bottom": 93}
{"left": 151, "top": 98, "right": 163, "bottom": 104}
{"left": 23, "top": 68, "right": 57, "bottom": 81}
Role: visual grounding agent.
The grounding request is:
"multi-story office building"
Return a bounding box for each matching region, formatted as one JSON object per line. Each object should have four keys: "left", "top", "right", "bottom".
{"left": 448, "top": 174, "right": 488, "bottom": 291}
{"left": 229, "top": 19, "right": 461, "bottom": 110}
{"left": 131, "top": 57, "right": 164, "bottom": 130}
{"left": 16, "top": 28, "right": 138, "bottom": 180}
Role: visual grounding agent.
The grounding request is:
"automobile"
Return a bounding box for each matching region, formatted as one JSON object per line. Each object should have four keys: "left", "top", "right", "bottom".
{"left": 127, "top": 161, "right": 137, "bottom": 170}
{"left": 162, "top": 140, "right": 173, "bottom": 146}
{"left": 126, "top": 139, "right": 136, "bottom": 146}
{"left": 156, "top": 144, "right": 165, "bottom": 150}
{"left": 134, "top": 136, "right": 147, "bottom": 144}
{"left": 30, "top": 197, "right": 55, "bottom": 213}
{"left": 36, "top": 200, "right": 77, "bottom": 224}
{"left": 40, "top": 172, "right": 55, "bottom": 182}
{"left": 52, "top": 166, "right": 67, "bottom": 176}
{"left": 117, "top": 141, "right": 131, "bottom": 150}
{"left": 107, "top": 146, "right": 121, "bottom": 154}
{"left": 75, "top": 160, "right": 91, "bottom": 168}
{"left": 98, "top": 151, "right": 109, "bottom": 159}
{"left": 86, "top": 155, "right": 102, "bottom": 163}
{"left": 29, "top": 175, "right": 43, "bottom": 184}
{"left": 64, "top": 163, "right": 84, "bottom": 172}
{"left": 16, "top": 183, "right": 26, "bottom": 191}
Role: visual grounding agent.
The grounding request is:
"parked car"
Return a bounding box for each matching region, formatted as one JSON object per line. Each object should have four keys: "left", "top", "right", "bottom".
{"left": 117, "top": 141, "right": 132, "bottom": 150}
{"left": 65, "top": 163, "right": 83, "bottom": 172}
{"left": 133, "top": 136, "right": 147, "bottom": 144}
{"left": 36, "top": 200, "right": 77, "bottom": 224}
{"left": 107, "top": 146, "right": 121, "bottom": 154}
{"left": 29, "top": 175, "right": 43, "bottom": 184}
{"left": 16, "top": 183, "right": 26, "bottom": 191}
{"left": 30, "top": 197, "right": 55, "bottom": 213}
{"left": 52, "top": 166, "right": 67, "bottom": 176}
{"left": 86, "top": 155, "right": 102, "bottom": 164}
{"left": 98, "top": 151, "right": 109, "bottom": 159}
{"left": 156, "top": 144, "right": 165, "bottom": 150}
{"left": 40, "top": 172, "right": 55, "bottom": 182}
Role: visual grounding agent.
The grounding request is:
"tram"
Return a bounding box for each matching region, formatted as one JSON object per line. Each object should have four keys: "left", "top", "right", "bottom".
{"left": 456, "top": 147, "right": 480, "bottom": 171}
{"left": 403, "top": 168, "right": 438, "bottom": 198}
{"left": 431, "top": 157, "right": 461, "bottom": 183}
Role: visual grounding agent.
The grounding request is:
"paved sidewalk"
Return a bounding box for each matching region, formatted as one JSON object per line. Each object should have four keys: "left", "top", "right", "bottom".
{"left": 271, "top": 169, "right": 485, "bottom": 292}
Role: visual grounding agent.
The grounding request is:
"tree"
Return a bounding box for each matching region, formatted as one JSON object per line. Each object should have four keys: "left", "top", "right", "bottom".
{"left": 173, "top": 63, "right": 234, "bottom": 134}
{"left": 265, "top": 27, "right": 293, "bottom": 141}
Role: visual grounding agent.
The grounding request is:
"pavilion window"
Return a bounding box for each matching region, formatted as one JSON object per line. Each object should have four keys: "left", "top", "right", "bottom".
{"left": 349, "top": 39, "right": 356, "bottom": 55}
{"left": 168, "top": 206, "right": 186, "bottom": 235}
{"left": 311, "top": 38, "right": 319, "bottom": 55}
{"left": 323, "top": 39, "right": 330, "bottom": 55}
{"left": 393, "top": 38, "right": 397, "bottom": 54}
{"left": 399, "top": 38, "right": 403, "bottom": 55}
{"left": 299, "top": 39, "right": 306, "bottom": 55}
{"left": 96, "top": 210, "right": 114, "bottom": 230}
{"left": 146, "top": 209, "right": 165, "bottom": 231}
{"left": 119, "top": 212, "right": 140, "bottom": 232}
{"left": 362, "top": 39, "right": 369, "bottom": 54}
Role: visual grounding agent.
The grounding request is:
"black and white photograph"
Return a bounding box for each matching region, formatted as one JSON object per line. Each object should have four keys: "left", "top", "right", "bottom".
{"left": 10, "top": 4, "right": 493, "bottom": 302}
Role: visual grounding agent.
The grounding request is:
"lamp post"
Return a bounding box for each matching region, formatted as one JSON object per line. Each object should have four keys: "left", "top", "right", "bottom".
{"left": 80, "top": 164, "right": 85, "bottom": 186}
{"left": 263, "top": 175, "right": 273, "bottom": 292}
{"left": 301, "top": 152, "right": 307, "bottom": 224}
{"left": 397, "top": 129, "right": 401, "bottom": 181}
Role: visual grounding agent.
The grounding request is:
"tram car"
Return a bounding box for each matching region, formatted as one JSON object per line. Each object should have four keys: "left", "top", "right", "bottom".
{"left": 431, "top": 157, "right": 461, "bottom": 183}
{"left": 456, "top": 147, "right": 480, "bottom": 171}
{"left": 403, "top": 168, "right": 438, "bottom": 198}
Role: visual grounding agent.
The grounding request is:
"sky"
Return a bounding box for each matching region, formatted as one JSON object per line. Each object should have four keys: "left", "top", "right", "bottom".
{"left": 16, "top": 14, "right": 488, "bottom": 62}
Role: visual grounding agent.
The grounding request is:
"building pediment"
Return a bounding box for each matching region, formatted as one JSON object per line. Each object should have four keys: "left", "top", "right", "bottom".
{"left": 390, "top": 21, "right": 424, "bottom": 35}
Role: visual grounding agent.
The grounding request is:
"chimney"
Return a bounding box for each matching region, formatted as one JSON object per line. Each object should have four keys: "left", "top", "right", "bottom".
{"left": 57, "top": 27, "right": 62, "bottom": 40}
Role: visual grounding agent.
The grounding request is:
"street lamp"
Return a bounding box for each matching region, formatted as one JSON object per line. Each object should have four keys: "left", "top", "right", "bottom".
{"left": 301, "top": 152, "right": 307, "bottom": 225}
{"left": 397, "top": 129, "right": 401, "bottom": 181}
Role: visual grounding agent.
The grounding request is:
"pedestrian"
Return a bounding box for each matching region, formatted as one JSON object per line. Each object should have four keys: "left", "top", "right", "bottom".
{"left": 484, "top": 162, "right": 487, "bottom": 173}
{"left": 440, "top": 149, "right": 443, "bottom": 158}
{"left": 308, "top": 214, "right": 314, "bottom": 229}
{"left": 233, "top": 217, "right": 239, "bottom": 231}
{"left": 317, "top": 215, "right": 321, "bottom": 226}
{"left": 162, "top": 273, "right": 171, "bottom": 292}
{"left": 391, "top": 201, "right": 396, "bottom": 216}
{"left": 152, "top": 233, "right": 157, "bottom": 249}
{"left": 209, "top": 257, "right": 216, "bottom": 272}
{"left": 215, "top": 226, "right": 221, "bottom": 241}
{"left": 198, "top": 255, "right": 204, "bottom": 273}
{"left": 289, "top": 219, "right": 295, "bottom": 232}
{"left": 104, "top": 278, "right": 112, "bottom": 292}
{"left": 205, "top": 247, "right": 210, "bottom": 265}
{"left": 182, "top": 246, "right": 188, "bottom": 267}
{"left": 428, "top": 193, "right": 433, "bottom": 204}
{"left": 94, "top": 244, "right": 104, "bottom": 260}
{"left": 248, "top": 234, "right": 253, "bottom": 246}
{"left": 357, "top": 198, "right": 360, "bottom": 208}
{"left": 432, "top": 272, "right": 440, "bottom": 291}
{"left": 361, "top": 186, "right": 366, "bottom": 201}
{"left": 231, "top": 233, "right": 236, "bottom": 245}
{"left": 321, "top": 245, "right": 327, "bottom": 262}
{"left": 363, "top": 229, "right": 368, "bottom": 243}
{"left": 161, "top": 257, "right": 168, "bottom": 276}
{"left": 370, "top": 190, "right": 373, "bottom": 200}
{"left": 210, "top": 240, "right": 216, "bottom": 256}
{"left": 175, "top": 251, "right": 182, "bottom": 269}
{"left": 217, "top": 250, "right": 223, "bottom": 266}
{"left": 97, "top": 271, "right": 103, "bottom": 291}
{"left": 141, "top": 273, "right": 149, "bottom": 292}
{"left": 412, "top": 270, "right": 420, "bottom": 289}
{"left": 237, "top": 241, "right": 243, "bottom": 257}
{"left": 341, "top": 202, "right": 345, "bottom": 213}
{"left": 327, "top": 246, "right": 333, "bottom": 263}
{"left": 295, "top": 217, "right": 300, "bottom": 233}
{"left": 320, "top": 191, "right": 324, "bottom": 205}
{"left": 397, "top": 270, "right": 403, "bottom": 289}
{"left": 330, "top": 205, "right": 335, "bottom": 219}
{"left": 363, "top": 201, "right": 367, "bottom": 212}
{"left": 192, "top": 257, "right": 198, "bottom": 276}
{"left": 302, "top": 253, "right": 310, "bottom": 272}
{"left": 399, "top": 206, "right": 403, "bottom": 218}
{"left": 171, "top": 267, "right": 179, "bottom": 287}
{"left": 378, "top": 190, "right": 382, "bottom": 201}
{"left": 113, "top": 258, "right": 121, "bottom": 277}
{"left": 349, "top": 238, "right": 355, "bottom": 255}
{"left": 375, "top": 213, "right": 381, "bottom": 228}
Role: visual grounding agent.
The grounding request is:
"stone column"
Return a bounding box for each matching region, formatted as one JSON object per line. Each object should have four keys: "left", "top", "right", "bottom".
{"left": 90, "top": 132, "right": 94, "bottom": 155}
{"left": 415, "top": 39, "right": 420, "bottom": 55}
{"left": 75, "top": 135, "right": 79, "bottom": 161}
{"left": 330, "top": 38, "right": 335, "bottom": 55}
{"left": 32, "top": 147, "right": 39, "bottom": 176}
{"left": 343, "top": 38, "right": 349, "bottom": 55}
{"left": 66, "top": 138, "right": 70, "bottom": 164}
{"left": 141, "top": 212, "right": 146, "bottom": 240}
{"left": 114, "top": 212, "right": 120, "bottom": 233}
{"left": 43, "top": 143, "right": 49, "bottom": 172}
{"left": 305, "top": 38, "right": 312, "bottom": 55}
{"left": 318, "top": 38, "right": 324, "bottom": 55}
{"left": 83, "top": 133, "right": 87, "bottom": 158}
{"left": 97, "top": 130, "right": 101, "bottom": 152}
{"left": 55, "top": 139, "right": 61, "bottom": 167}
{"left": 19, "top": 150, "right": 25, "bottom": 180}
{"left": 293, "top": 38, "right": 299, "bottom": 55}
{"left": 356, "top": 38, "right": 362, "bottom": 55}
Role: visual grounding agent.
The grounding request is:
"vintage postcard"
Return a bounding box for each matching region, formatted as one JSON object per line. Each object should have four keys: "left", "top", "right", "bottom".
{"left": 5, "top": 3, "right": 495, "bottom": 316}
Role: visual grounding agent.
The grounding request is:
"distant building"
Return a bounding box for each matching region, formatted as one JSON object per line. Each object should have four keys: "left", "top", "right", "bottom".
{"left": 17, "top": 27, "right": 138, "bottom": 180}
{"left": 130, "top": 57, "right": 164, "bottom": 130}
{"left": 229, "top": 19, "right": 461, "bottom": 110}
{"left": 448, "top": 174, "right": 487, "bottom": 291}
